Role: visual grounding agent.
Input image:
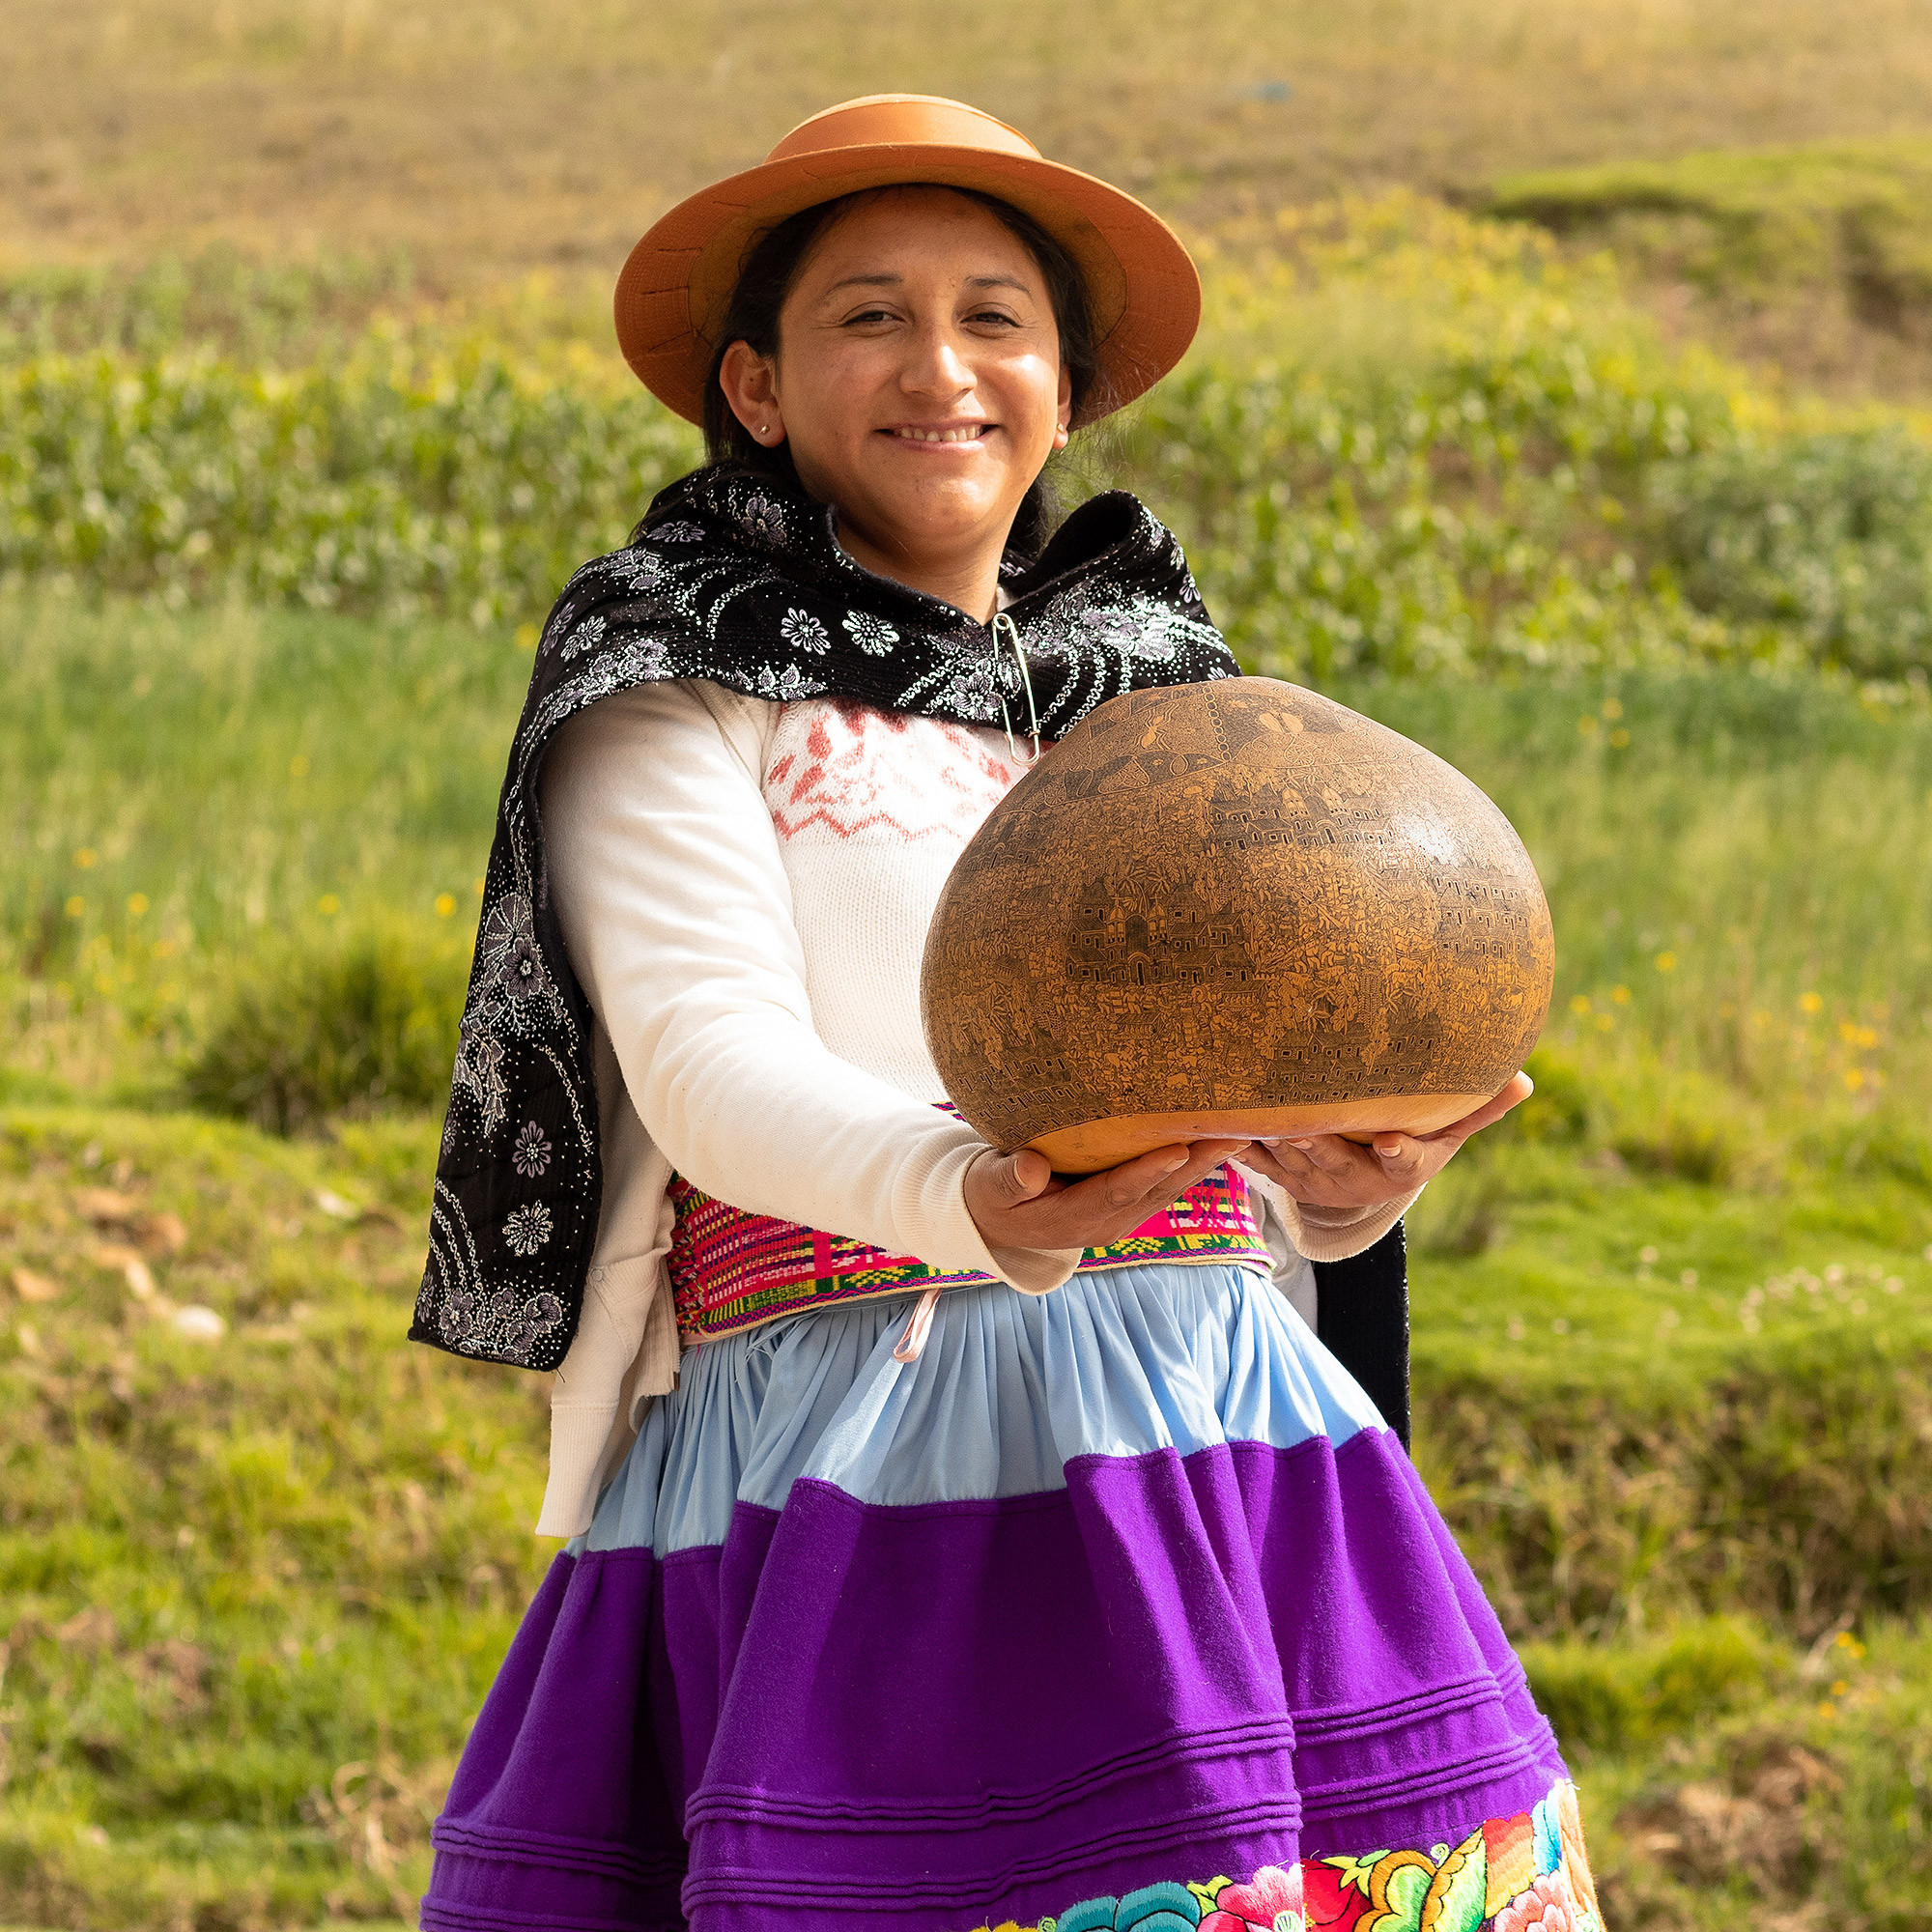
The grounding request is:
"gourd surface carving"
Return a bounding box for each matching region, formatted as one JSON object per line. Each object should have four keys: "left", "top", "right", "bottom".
{"left": 921, "top": 678, "right": 1554, "bottom": 1171}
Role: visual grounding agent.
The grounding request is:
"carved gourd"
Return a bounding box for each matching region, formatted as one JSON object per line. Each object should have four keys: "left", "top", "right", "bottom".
{"left": 921, "top": 677, "right": 1554, "bottom": 1172}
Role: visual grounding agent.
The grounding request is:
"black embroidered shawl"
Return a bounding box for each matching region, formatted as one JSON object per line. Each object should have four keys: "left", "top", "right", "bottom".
{"left": 410, "top": 463, "right": 1242, "bottom": 1372}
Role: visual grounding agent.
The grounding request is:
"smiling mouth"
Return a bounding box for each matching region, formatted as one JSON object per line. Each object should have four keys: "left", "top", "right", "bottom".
{"left": 884, "top": 425, "right": 991, "bottom": 443}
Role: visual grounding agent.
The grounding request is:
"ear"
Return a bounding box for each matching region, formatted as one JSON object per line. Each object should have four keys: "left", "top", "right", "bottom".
{"left": 1053, "top": 361, "right": 1073, "bottom": 450}
{"left": 719, "top": 340, "right": 785, "bottom": 445}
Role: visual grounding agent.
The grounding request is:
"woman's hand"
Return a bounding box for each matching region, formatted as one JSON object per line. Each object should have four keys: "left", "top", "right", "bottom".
{"left": 965, "top": 1138, "right": 1254, "bottom": 1255}
{"left": 1236, "top": 1071, "right": 1534, "bottom": 1211}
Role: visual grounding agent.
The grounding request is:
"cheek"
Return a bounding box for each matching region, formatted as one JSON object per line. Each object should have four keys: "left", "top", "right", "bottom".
{"left": 986, "top": 349, "right": 1065, "bottom": 440}
{"left": 781, "top": 342, "right": 888, "bottom": 440}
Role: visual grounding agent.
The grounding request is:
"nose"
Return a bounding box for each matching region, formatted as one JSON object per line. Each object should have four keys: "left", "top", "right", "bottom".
{"left": 898, "top": 322, "right": 974, "bottom": 400}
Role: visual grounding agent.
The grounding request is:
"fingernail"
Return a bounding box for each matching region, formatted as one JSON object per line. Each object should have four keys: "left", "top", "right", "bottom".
{"left": 1289, "top": 1139, "right": 1314, "bottom": 1151}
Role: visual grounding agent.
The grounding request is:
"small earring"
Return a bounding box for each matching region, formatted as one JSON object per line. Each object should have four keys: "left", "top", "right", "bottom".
{"left": 757, "top": 423, "right": 770, "bottom": 440}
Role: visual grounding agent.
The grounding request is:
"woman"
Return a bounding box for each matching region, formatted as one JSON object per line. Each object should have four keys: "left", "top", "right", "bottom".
{"left": 414, "top": 95, "right": 1597, "bottom": 1932}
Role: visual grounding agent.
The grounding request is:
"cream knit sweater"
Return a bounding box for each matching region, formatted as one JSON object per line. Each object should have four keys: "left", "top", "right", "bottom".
{"left": 530, "top": 680, "right": 1417, "bottom": 1536}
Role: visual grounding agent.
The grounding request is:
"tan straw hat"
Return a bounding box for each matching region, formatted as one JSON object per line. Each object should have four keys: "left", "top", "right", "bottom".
{"left": 614, "top": 94, "right": 1201, "bottom": 428}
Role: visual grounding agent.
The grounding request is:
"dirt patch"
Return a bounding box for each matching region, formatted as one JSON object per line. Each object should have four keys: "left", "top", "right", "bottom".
{"left": 1619, "top": 1730, "right": 1843, "bottom": 1918}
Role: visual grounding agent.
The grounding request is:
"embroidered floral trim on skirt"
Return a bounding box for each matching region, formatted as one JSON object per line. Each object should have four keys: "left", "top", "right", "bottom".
{"left": 420, "top": 1263, "right": 1589, "bottom": 1932}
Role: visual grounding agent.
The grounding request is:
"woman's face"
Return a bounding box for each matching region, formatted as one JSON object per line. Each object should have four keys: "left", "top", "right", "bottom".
{"left": 721, "top": 187, "right": 1072, "bottom": 588}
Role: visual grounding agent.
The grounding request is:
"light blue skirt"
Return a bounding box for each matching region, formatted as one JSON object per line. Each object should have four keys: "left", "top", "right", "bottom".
{"left": 426, "top": 1262, "right": 1580, "bottom": 1932}
{"left": 578, "top": 1260, "right": 1380, "bottom": 1555}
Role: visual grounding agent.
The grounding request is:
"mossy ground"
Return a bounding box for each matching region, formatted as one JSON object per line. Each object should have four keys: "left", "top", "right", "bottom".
{"left": 0, "top": 1105, "right": 546, "bottom": 1924}
{"left": 3, "top": 1090, "right": 1927, "bottom": 1926}
{"left": 1486, "top": 138, "right": 1932, "bottom": 315}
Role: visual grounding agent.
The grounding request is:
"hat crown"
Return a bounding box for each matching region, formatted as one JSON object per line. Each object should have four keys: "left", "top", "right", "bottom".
{"left": 764, "top": 94, "right": 1041, "bottom": 166}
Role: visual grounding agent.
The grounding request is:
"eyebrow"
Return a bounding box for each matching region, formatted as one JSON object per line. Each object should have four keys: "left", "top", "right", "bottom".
{"left": 819, "top": 270, "right": 1036, "bottom": 298}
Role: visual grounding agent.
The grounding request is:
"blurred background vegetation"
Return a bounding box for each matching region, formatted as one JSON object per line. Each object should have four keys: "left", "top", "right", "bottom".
{"left": 4, "top": 2, "right": 1932, "bottom": 1927}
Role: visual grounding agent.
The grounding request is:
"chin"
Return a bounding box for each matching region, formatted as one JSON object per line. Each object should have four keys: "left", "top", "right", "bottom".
{"left": 883, "top": 473, "right": 1012, "bottom": 526}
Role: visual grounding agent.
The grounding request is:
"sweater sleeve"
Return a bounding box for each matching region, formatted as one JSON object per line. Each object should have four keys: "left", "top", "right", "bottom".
{"left": 1264, "top": 1183, "right": 1423, "bottom": 1264}
{"left": 1236, "top": 1159, "right": 1422, "bottom": 1283}
{"left": 539, "top": 679, "right": 1082, "bottom": 1295}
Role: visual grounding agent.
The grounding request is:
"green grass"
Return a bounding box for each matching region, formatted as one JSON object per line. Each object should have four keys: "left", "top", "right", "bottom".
{"left": 1485, "top": 136, "right": 1932, "bottom": 325}
{"left": 0, "top": 1107, "right": 550, "bottom": 1925}
{"left": 2, "top": 1091, "right": 1927, "bottom": 1923}
{"left": 5, "top": 595, "right": 1931, "bottom": 1920}
{"left": 16, "top": 0, "right": 1932, "bottom": 287}
{"left": 1479, "top": 133, "right": 1932, "bottom": 406}
{"left": 1356, "top": 673, "right": 1932, "bottom": 1103}
{"left": 1527, "top": 1617, "right": 1932, "bottom": 1928}
{"left": 16, "top": 196, "right": 1932, "bottom": 696}
{"left": 18, "top": 581, "right": 1927, "bottom": 1125}
{"left": 1410, "top": 1137, "right": 1932, "bottom": 1639}
{"left": 0, "top": 592, "right": 522, "bottom": 1099}
{"left": 0, "top": 320, "right": 698, "bottom": 627}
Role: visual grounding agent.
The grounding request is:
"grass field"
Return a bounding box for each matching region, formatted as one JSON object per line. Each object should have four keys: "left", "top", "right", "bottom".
{"left": 1, "top": 1087, "right": 1929, "bottom": 1927}
{"left": 8, "top": 1, "right": 1932, "bottom": 1924}
{"left": 14, "top": 0, "right": 1932, "bottom": 412}
{"left": 14, "top": 0, "right": 1932, "bottom": 286}
{"left": 5, "top": 589, "right": 1930, "bottom": 1924}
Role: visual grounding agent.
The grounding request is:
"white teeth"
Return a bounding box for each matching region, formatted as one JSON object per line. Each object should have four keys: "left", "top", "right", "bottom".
{"left": 894, "top": 426, "right": 982, "bottom": 442}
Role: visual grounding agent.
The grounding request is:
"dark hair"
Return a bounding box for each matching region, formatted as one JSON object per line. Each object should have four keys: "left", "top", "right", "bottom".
{"left": 699, "top": 184, "right": 1102, "bottom": 561}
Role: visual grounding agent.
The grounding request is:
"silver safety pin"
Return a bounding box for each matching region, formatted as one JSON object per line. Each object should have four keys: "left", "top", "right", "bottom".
{"left": 991, "top": 611, "right": 1041, "bottom": 766}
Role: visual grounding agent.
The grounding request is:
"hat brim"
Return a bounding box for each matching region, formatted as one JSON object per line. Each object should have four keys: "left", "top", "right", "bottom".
{"left": 614, "top": 146, "right": 1200, "bottom": 429}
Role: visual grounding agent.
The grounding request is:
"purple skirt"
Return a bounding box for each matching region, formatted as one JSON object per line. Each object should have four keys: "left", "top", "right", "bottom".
{"left": 420, "top": 1264, "right": 1582, "bottom": 1932}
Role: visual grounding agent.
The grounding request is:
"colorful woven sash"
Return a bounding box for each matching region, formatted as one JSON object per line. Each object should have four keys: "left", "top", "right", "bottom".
{"left": 669, "top": 1161, "right": 1271, "bottom": 1344}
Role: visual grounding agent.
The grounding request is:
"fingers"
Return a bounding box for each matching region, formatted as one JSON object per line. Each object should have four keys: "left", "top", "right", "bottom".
{"left": 1281, "top": 1134, "right": 1359, "bottom": 1176}
{"left": 1093, "top": 1142, "right": 1192, "bottom": 1209}
{"left": 967, "top": 1146, "right": 1057, "bottom": 1219}
{"left": 1261, "top": 1134, "right": 1380, "bottom": 1188}
{"left": 980, "top": 1138, "right": 1252, "bottom": 1252}
{"left": 1087, "top": 1138, "right": 1248, "bottom": 1215}
{"left": 1005, "top": 1148, "right": 1055, "bottom": 1202}
{"left": 1236, "top": 1082, "right": 1538, "bottom": 1211}
{"left": 1368, "top": 1132, "right": 1428, "bottom": 1183}
{"left": 1241, "top": 1139, "right": 1314, "bottom": 1188}
{"left": 1239, "top": 1134, "right": 1419, "bottom": 1207}
{"left": 1420, "top": 1070, "right": 1536, "bottom": 1147}
{"left": 1232, "top": 1145, "right": 1293, "bottom": 1189}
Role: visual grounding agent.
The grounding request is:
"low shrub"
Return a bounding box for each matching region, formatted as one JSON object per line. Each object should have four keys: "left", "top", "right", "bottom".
{"left": 0, "top": 1105, "right": 550, "bottom": 1920}
{"left": 1649, "top": 428, "right": 1932, "bottom": 681}
{"left": 0, "top": 334, "right": 700, "bottom": 627}
{"left": 1613, "top": 1109, "right": 1742, "bottom": 1186}
{"left": 1412, "top": 1157, "right": 1512, "bottom": 1258}
{"left": 11, "top": 196, "right": 1932, "bottom": 684}
{"left": 1483, "top": 136, "right": 1932, "bottom": 324}
{"left": 1499, "top": 1046, "right": 1594, "bottom": 1145}
{"left": 180, "top": 923, "right": 467, "bottom": 1133}
{"left": 1417, "top": 1324, "right": 1932, "bottom": 1641}
{"left": 1594, "top": 1621, "right": 1932, "bottom": 1932}
{"left": 0, "top": 246, "right": 420, "bottom": 363}
{"left": 1522, "top": 1616, "right": 1786, "bottom": 1757}
{"left": 1799, "top": 1108, "right": 1932, "bottom": 1191}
